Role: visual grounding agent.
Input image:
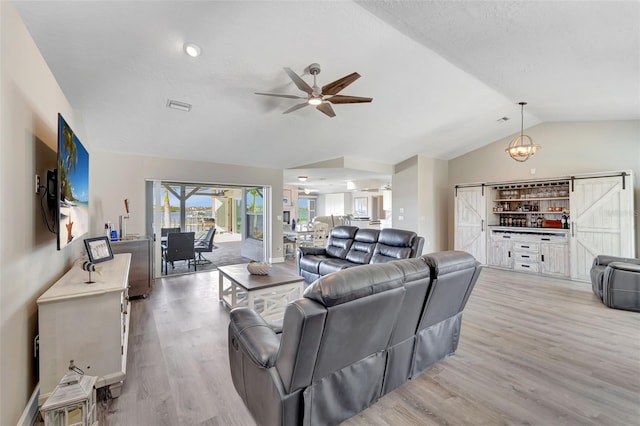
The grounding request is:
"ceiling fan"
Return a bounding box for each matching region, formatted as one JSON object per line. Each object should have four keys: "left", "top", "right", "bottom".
{"left": 255, "top": 63, "right": 372, "bottom": 117}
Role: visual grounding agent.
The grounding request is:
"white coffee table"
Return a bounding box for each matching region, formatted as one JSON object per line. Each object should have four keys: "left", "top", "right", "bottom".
{"left": 218, "top": 263, "right": 304, "bottom": 320}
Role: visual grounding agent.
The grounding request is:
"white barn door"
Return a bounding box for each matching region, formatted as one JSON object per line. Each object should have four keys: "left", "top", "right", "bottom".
{"left": 454, "top": 186, "right": 487, "bottom": 264}
{"left": 569, "top": 173, "right": 635, "bottom": 282}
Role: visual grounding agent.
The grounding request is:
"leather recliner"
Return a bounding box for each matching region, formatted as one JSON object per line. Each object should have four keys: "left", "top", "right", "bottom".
{"left": 411, "top": 251, "right": 481, "bottom": 378}
{"left": 297, "top": 225, "right": 425, "bottom": 284}
{"left": 228, "top": 251, "right": 481, "bottom": 425}
{"left": 590, "top": 255, "right": 640, "bottom": 312}
{"left": 381, "top": 251, "right": 481, "bottom": 395}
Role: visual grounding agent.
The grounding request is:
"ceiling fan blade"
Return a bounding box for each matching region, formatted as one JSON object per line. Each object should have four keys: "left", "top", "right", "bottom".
{"left": 327, "top": 95, "right": 373, "bottom": 104}
{"left": 282, "top": 102, "right": 310, "bottom": 114}
{"left": 284, "top": 68, "right": 313, "bottom": 95}
{"left": 316, "top": 103, "right": 336, "bottom": 117}
{"left": 255, "top": 92, "right": 306, "bottom": 100}
{"left": 322, "top": 72, "right": 361, "bottom": 95}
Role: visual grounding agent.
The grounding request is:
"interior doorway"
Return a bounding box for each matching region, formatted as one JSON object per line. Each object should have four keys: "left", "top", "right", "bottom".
{"left": 146, "top": 181, "right": 269, "bottom": 277}
{"left": 371, "top": 195, "right": 384, "bottom": 221}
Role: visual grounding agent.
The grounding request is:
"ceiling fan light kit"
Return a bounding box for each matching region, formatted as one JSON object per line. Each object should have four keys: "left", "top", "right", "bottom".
{"left": 506, "top": 102, "right": 541, "bottom": 162}
{"left": 255, "top": 63, "right": 372, "bottom": 117}
{"left": 183, "top": 42, "right": 201, "bottom": 57}
{"left": 166, "top": 99, "right": 192, "bottom": 112}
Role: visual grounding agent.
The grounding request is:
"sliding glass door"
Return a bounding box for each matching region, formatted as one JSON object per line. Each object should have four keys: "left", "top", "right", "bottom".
{"left": 146, "top": 180, "right": 270, "bottom": 276}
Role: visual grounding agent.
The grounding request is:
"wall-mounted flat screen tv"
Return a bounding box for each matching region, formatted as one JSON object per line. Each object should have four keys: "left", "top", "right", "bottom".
{"left": 57, "top": 113, "right": 89, "bottom": 250}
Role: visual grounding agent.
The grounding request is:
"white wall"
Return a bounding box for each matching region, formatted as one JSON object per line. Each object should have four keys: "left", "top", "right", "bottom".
{"left": 393, "top": 155, "right": 449, "bottom": 253}
{"left": 90, "top": 151, "right": 284, "bottom": 260}
{"left": 392, "top": 156, "right": 419, "bottom": 233}
{"left": 0, "top": 4, "right": 87, "bottom": 424}
{"left": 0, "top": 8, "right": 287, "bottom": 423}
{"left": 448, "top": 120, "right": 640, "bottom": 254}
{"left": 418, "top": 156, "right": 449, "bottom": 253}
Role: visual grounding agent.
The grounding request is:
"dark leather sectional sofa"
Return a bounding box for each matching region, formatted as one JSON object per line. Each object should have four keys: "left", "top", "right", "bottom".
{"left": 228, "top": 251, "right": 481, "bottom": 426}
{"left": 297, "top": 225, "right": 425, "bottom": 284}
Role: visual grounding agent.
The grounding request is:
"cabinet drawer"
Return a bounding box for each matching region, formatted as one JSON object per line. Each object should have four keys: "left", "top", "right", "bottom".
{"left": 514, "top": 262, "right": 539, "bottom": 273}
{"left": 513, "top": 242, "right": 539, "bottom": 253}
{"left": 514, "top": 252, "right": 537, "bottom": 262}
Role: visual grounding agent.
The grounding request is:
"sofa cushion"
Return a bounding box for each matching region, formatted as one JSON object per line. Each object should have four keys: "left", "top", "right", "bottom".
{"left": 354, "top": 228, "right": 380, "bottom": 243}
{"left": 345, "top": 229, "right": 380, "bottom": 264}
{"left": 371, "top": 229, "right": 417, "bottom": 263}
{"left": 319, "top": 258, "right": 357, "bottom": 276}
{"left": 325, "top": 226, "right": 358, "bottom": 259}
{"left": 371, "top": 245, "right": 412, "bottom": 263}
{"left": 379, "top": 228, "right": 416, "bottom": 247}
{"left": 299, "top": 254, "right": 329, "bottom": 274}
{"left": 304, "top": 262, "right": 404, "bottom": 307}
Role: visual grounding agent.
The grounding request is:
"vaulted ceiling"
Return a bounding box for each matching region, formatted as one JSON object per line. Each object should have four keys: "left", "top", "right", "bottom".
{"left": 14, "top": 1, "right": 639, "bottom": 192}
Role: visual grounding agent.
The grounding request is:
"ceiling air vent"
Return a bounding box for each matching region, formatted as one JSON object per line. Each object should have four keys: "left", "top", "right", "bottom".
{"left": 166, "top": 99, "right": 192, "bottom": 112}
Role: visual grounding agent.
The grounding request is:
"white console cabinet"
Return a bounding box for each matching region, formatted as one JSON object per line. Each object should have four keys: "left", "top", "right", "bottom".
{"left": 488, "top": 228, "right": 570, "bottom": 278}
{"left": 37, "top": 253, "right": 131, "bottom": 405}
{"left": 456, "top": 171, "right": 634, "bottom": 282}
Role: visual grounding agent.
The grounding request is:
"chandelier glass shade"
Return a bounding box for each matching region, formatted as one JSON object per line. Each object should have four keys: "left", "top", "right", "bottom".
{"left": 506, "top": 102, "right": 541, "bottom": 162}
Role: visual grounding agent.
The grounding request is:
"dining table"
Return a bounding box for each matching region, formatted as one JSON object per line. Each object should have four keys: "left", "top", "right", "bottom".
{"left": 283, "top": 228, "right": 316, "bottom": 258}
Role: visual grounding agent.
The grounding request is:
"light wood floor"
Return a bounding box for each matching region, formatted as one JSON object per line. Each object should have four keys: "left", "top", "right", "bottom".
{"left": 104, "top": 266, "right": 640, "bottom": 425}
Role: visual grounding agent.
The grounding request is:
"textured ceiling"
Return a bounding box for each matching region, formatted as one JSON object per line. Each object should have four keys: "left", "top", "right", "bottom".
{"left": 14, "top": 1, "right": 639, "bottom": 192}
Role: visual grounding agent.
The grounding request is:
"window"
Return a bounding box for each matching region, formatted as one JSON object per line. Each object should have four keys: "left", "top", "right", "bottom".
{"left": 298, "top": 197, "right": 316, "bottom": 223}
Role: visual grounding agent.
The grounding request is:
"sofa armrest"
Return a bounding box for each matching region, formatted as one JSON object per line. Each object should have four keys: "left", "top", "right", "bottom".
{"left": 602, "top": 262, "right": 640, "bottom": 312}
{"left": 413, "top": 236, "right": 425, "bottom": 257}
{"left": 593, "top": 255, "right": 640, "bottom": 267}
{"left": 608, "top": 261, "right": 640, "bottom": 274}
{"left": 229, "top": 307, "right": 280, "bottom": 368}
{"left": 298, "top": 246, "right": 327, "bottom": 256}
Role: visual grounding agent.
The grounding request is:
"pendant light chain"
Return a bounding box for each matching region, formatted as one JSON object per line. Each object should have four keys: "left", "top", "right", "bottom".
{"left": 520, "top": 102, "right": 525, "bottom": 138}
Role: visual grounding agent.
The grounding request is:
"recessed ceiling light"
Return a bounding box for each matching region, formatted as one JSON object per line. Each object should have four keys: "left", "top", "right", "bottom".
{"left": 298, "top": 176, "right": 308, "bottom": 182}
{"left": 183, "top": 43, "right": 201, "bottom": 57}
{"left": 166, "top": 99, "right": 192, "bottom": 112}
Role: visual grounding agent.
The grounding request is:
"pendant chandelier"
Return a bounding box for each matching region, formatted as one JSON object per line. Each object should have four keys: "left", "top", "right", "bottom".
{"left": 505, "top": 102, "right": 541, "bottom": 162}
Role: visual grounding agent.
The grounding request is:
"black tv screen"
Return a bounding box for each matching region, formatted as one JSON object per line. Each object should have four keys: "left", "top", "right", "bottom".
{"left": 57, "top": 113, "right": 89, "bottom": 250}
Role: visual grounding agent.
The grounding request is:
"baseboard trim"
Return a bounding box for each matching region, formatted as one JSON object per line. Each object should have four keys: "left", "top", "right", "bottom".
{"left": 17, "top": 384, "right": 39, "bottom": 426}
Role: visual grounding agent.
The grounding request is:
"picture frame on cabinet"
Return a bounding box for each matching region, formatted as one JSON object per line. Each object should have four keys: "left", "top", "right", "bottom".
{"left": 84, "top": 236, "right": 114, "bottom": 263}
{"left": 283, "top": 189, "right": 292, "bottom": 206}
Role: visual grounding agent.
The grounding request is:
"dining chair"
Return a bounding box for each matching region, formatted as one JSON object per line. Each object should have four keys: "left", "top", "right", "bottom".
{"left": 311, "top": 222, "right": 329, "bottom": 247}
{"left": 295, "top": 226, "right": 315, "bottom": 250}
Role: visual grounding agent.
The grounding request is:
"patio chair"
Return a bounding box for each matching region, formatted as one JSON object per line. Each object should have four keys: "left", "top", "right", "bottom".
{"left": 195, "top": 227, "right": 216, "bottom": 265}
{"left": 161, "top": 227, "right": 181, "bottom": 237}
{"left": 160, "top": 227, "right": 181, "bottom": 245}
{"left": 162, "top": 232, "right": 196, "bottom": 274}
